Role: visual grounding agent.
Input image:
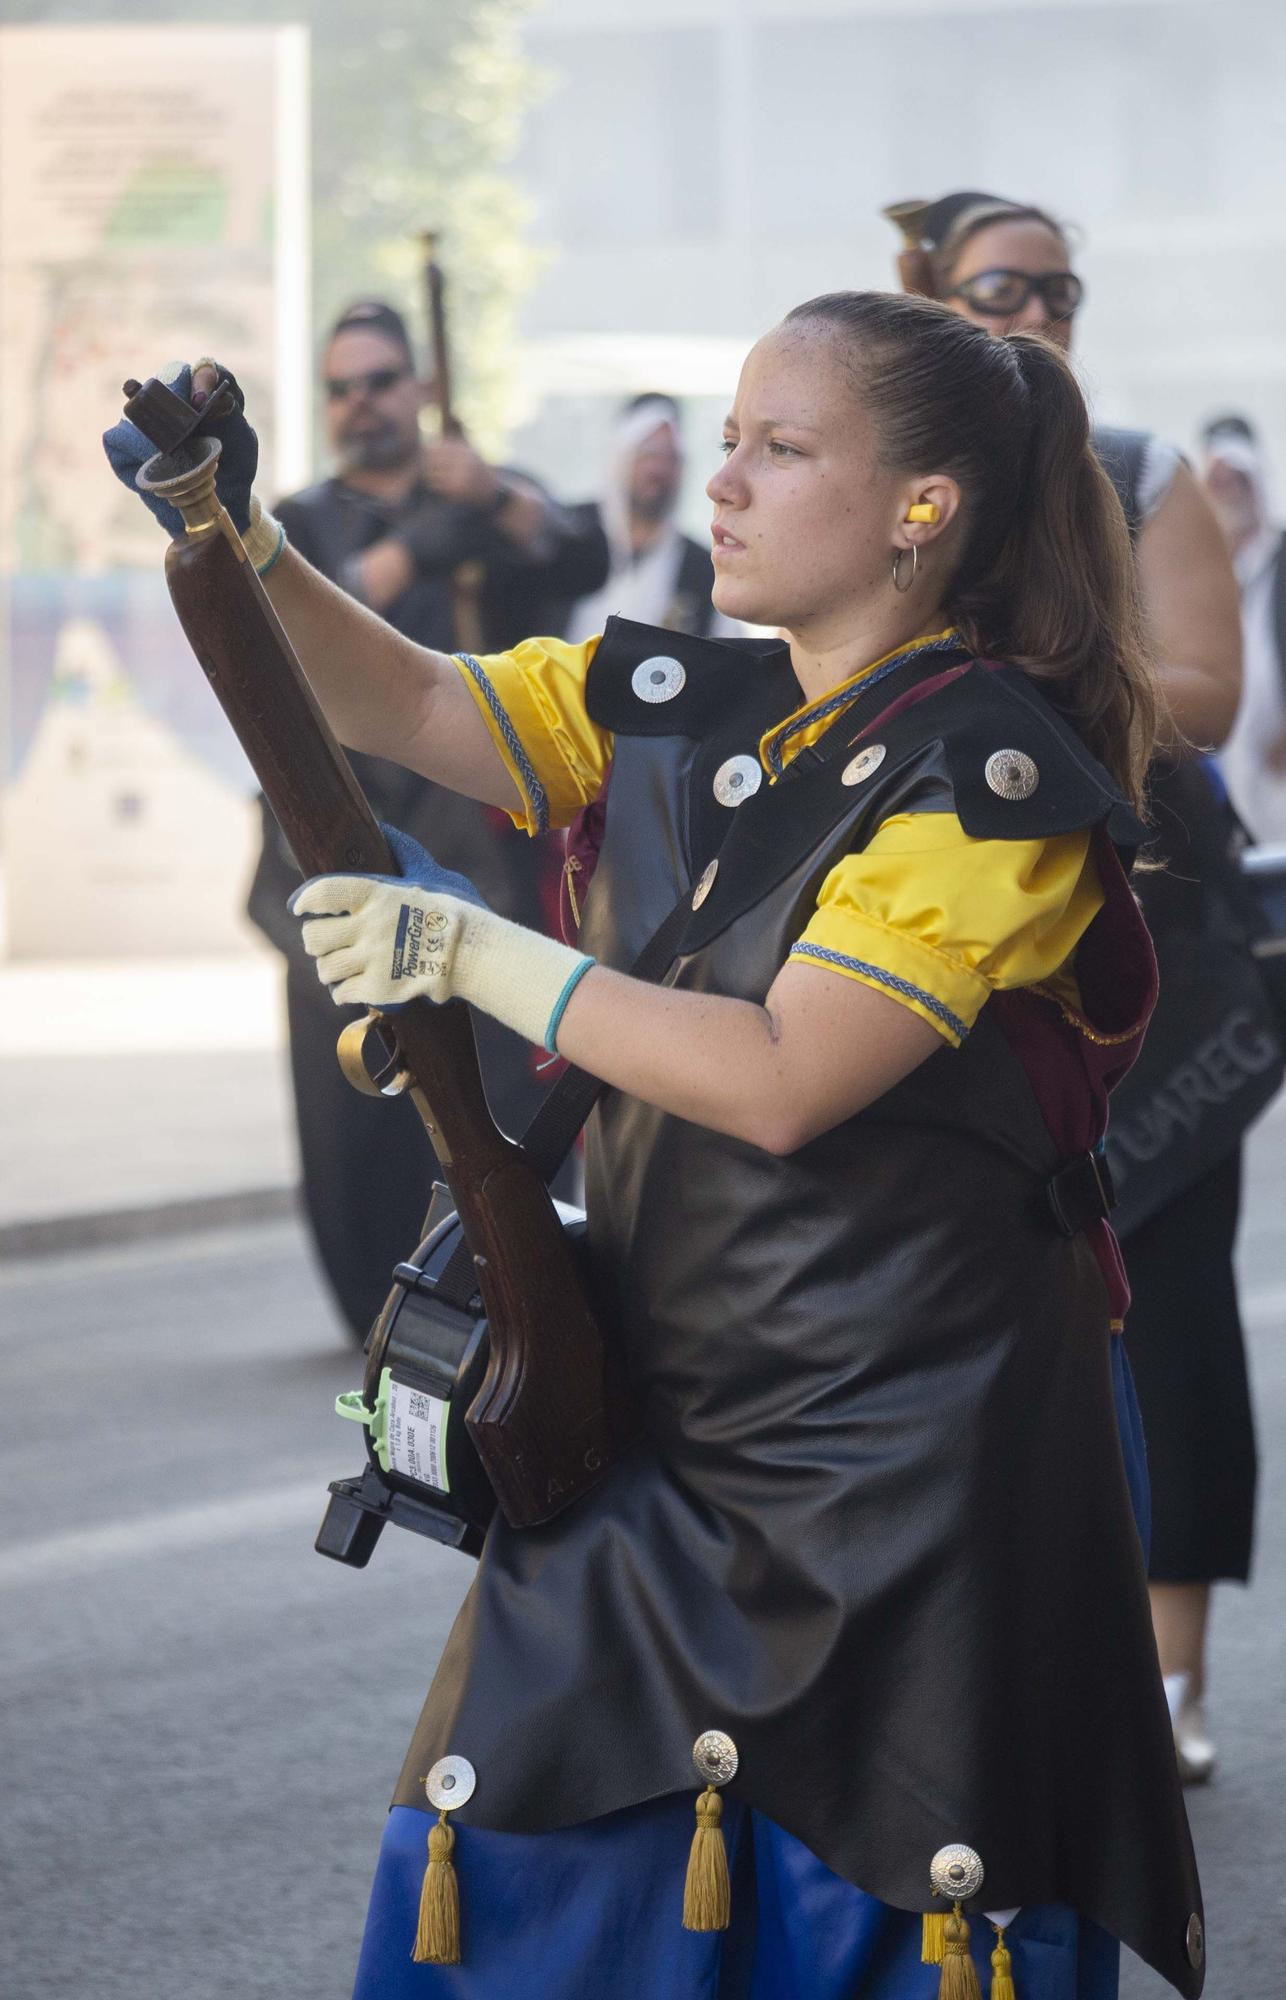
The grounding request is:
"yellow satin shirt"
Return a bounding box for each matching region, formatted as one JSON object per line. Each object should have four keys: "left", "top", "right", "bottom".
{"left": 453, "top": 630, "right": 1102, "bottom": 1048}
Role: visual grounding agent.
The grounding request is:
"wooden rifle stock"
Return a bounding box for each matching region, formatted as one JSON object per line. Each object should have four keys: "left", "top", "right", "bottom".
{"left": 125, "top": 380, "right": 630, "bottom": 1526}
{"left": 418, "top": 231, "right": 460, "bottom": 439}
{"left": 415, "top": 230, "right": 485, "bottom": 653}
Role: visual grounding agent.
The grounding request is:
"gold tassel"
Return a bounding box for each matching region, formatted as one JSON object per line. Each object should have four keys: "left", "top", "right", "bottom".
{"left": 412, "top": 1809, "right": 461, "bottom": 1965}
{"left": 922, "top": 1911, "right": 948, "bottom": 1964}
{"left": 682, "top": 1785, "right": 731, "bottom": 1931}
{"left": 990, "top": 1929, "right": 1016, "bottom": 2000}
{"left": 937, "top": 1906, "right": 983, "bottom": 2000}
{"left": 563, "top": 853, "right": 583, "bottom": 930}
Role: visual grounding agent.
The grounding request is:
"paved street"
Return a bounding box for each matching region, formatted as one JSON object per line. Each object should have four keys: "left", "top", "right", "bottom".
{"left": 0, "top": 1222, "right": 471, "bottom": 2000}
{"left": 0, "top": 956, "right": 295, "bottom": 1250}
{"left": 2, "top": 1103, "right": 1283, "bottom": 2000}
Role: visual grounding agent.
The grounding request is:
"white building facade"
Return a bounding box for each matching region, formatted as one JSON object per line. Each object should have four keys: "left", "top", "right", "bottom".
{"left": 508, "top": 0, "right": 1286, "bottom": 527}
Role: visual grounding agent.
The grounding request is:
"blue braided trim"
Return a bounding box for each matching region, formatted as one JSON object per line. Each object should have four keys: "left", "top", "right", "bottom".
{"left": 789, "top": 941, "right": 971, "bottom": 1043}
{"left": 765, "top": 634, "right": 962, "bottom": 778}
{"left": 455, "top": 652, "right": 550, "bottom": 836}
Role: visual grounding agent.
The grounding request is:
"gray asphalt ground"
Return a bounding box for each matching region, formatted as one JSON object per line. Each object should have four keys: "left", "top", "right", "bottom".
{"left": 1, "top": 1102, "right": 1283, "bottom": 2000}
{"left": 0, "top": 1047, "right": 295, "bottom": 1251}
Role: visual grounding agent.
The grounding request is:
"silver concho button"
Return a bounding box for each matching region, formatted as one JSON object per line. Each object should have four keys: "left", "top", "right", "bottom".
{"left": 984, "top": 748, "right": 1039, "bottom": 801}
{"left": 929, "top": 1843, "right": 985, "bottom": 1902}
{"left": 692, "top": 1729, "right": 739, "bottom": 1786}
{"left": 426, "top": 1755, "right": 477, "bottom": 1812}
{"left": 842, "top": 743, "right": 887, "bottom": 787}
{"left": 713, "top": 754, "right": 762, "bottom": 808}
{"left": 1186, "top": 1913, "right": 1204, "bottom": 1969}
{"left": 632, "top": 655, "right": 686, "bottom": 704}
{"left": 692, "top": 859, "right": 718, "bottom": 910}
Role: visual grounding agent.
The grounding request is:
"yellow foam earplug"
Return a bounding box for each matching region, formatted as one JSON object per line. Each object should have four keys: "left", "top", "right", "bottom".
{"left": 906, "top": 502, "right": 941, "bottom": 523}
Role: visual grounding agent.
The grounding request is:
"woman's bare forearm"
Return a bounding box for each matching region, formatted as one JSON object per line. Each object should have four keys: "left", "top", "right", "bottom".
{"left": 261, "top": 543, "right": 433, "bottom": 751}
{"left": 259, "top": 542, "right": 521, "bottom": 811}
{"left": 1155, "top": 662, "right": 1241, "bottom": 754}
{"left": 555, "top": 956, "right": 942, "bottom": 1153}
{"left": 1139, "top": 463, "right": 1243, "bottom": 752}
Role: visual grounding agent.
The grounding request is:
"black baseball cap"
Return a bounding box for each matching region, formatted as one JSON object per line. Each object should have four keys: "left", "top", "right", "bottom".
{"left": 327, "top": 299, "right": 415, "bottom": 366}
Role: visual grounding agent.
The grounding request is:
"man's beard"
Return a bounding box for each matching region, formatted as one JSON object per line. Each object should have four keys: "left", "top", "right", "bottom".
{"left": 337, "top": 422, "right": 417, "bottom": 474}
{"left": 630, "top": 486, "right": 677, "bottom": 525}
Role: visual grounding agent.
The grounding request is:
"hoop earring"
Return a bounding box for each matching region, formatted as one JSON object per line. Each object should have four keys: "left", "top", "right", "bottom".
{"left": 891, "top": 545, "right": 918, "bottom": 594}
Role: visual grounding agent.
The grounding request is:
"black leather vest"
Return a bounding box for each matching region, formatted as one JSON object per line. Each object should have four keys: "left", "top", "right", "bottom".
{"left": 396, "top": 621, "right": 1203, "bottom": 1998}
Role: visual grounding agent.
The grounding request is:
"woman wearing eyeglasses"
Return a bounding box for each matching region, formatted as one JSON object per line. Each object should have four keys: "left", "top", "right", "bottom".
{"left": 883, "top": 194, "right": 1240, "bottom": 753}
{"left": 885, "top": 191, "right": 1258, "bottom": 1789}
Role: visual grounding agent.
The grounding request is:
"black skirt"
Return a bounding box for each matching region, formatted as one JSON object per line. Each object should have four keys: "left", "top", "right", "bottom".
{"left": 1123, "top": 1149, "right": 1258, "bottom": 1583}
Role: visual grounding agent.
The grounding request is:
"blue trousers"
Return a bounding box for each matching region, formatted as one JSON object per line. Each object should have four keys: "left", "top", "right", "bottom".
{"left": 354, "top": 1798, "right": 1118, "bottom": 1999}
{"left": 353, "top": 1343, "right": 1146, "bottom": 1998}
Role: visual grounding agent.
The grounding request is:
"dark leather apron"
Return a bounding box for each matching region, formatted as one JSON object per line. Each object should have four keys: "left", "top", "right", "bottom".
{"left": 395, "top": 621, "right": 1204, "bottom": 1998}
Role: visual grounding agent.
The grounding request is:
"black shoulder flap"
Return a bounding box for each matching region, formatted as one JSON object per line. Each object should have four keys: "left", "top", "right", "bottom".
{"left": 932, "top": 665, "right": 1147, "bottom": 849}
{"left": 585, "top": 615, "right": 793, "bottom": 739}
{"left": 677, "top": 661, "right": 1145, "bottom": 958}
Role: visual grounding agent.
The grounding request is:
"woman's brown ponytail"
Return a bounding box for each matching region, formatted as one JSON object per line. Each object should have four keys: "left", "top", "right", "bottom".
{"left": 952, "top": 332, "right": 1158, "bottom": 809}
{"left": 784, "top": 292, "right": 1159, "bottom": 809}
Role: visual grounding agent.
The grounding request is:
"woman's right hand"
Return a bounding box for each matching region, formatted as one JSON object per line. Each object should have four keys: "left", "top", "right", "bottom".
{"left": 102, "top": 358, "right": 259, "bottom": 539}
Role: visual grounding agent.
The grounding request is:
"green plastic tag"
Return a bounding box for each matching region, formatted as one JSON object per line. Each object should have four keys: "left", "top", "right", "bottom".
{"left": 334, "top": 1368, "right": 449, "bottom": 1491}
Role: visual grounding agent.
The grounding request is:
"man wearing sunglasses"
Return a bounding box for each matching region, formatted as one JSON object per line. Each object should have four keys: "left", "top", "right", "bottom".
{"left": 247, "top": 299, "right": 608, "bottom": 1343}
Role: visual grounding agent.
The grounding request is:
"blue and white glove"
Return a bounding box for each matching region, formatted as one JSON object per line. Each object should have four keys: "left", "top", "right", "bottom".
{"left": 102, "top": 359, "right": 283, "bottom": 569}
{"left": 289, "top": 825, "right": 595, "bottom": 1054}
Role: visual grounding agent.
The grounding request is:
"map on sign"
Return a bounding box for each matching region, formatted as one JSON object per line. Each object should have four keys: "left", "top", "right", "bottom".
{"left": 0, "top": 26, "right": 308, "bottom": 957}
{"left": 0, "top": 31, "right": 288, "bottom": 579}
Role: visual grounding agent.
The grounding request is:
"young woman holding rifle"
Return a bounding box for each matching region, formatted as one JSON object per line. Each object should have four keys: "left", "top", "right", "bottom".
{"left": 107, "top": 290, "right": 1203, "bottom": 1999}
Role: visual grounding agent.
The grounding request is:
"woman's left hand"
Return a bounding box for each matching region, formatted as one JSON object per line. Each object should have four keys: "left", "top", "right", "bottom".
{"left": 291, "top": 873, "right": 482, "bottom": 1011}
{"left": 288, "top": 824, "right": 491, "bottom": 1009}
{"left": 288, "top": 822, "right": 594, "bottom": 1041}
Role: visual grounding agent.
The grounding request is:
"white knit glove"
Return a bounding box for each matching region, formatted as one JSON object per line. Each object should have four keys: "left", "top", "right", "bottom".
{"left": 290, "top": 873, "right": 595, "bottom": 1055}
{"left": 241, "top": 494, "right": 287, "bottom": 575}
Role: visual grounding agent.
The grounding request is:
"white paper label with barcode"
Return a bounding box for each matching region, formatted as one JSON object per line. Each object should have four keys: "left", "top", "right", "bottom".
{"left": 387, "top": 1378, "right": 450, "bottom": 1492}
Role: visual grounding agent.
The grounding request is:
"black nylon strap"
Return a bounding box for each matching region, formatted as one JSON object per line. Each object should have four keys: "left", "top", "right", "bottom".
{"left": 432, "top": 1234, "right": 484, "bottom": 1313}
{"left": 431, "top": 807, "right": 731, "bottom": 1308}
{"left": 517, "top": 887, "right": 698, "bottom": 1185}
{"left": 427, "top": 850, "right": 702, "bottom": 1311}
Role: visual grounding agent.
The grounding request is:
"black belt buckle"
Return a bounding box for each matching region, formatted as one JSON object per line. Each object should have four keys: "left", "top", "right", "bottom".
{"left": 1046, "top": 1148, "right": 1116, "bottom": 1237}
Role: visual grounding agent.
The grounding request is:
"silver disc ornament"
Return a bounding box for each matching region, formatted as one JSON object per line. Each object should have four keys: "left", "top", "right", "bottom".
{"left": 929, "top": 1843, "right": 985, "bottom": 1903}
{"left": 632, "top": 655, "right": 686, "bottom": 704}
{"left": 691, "top": 858, "right": 719, "bottom": 910}
{"left": 692, "top": 1729, "right": 739, "bottom": 1787}
{"left": 426, "top": 1755, "right": 477, "bottom": 1812}
{"left": 842, "top": 743, "right": 887, "bottom": 787}
{"left": 984, "top": 749, "right": 1039, "bottom": 801}
{"left": 1186, "top": 1914, "right": 1204, "bottom": 1969}
{"left": 713, "top": 755, "right": 762, "bottom": 807}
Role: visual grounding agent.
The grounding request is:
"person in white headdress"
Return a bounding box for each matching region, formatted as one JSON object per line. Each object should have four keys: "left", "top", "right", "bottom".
{"left": 1202, "top": 415, "right": 1286, "bottom": 844}
{"left": 564, "top": 394, "right": 741, "bottom": 642}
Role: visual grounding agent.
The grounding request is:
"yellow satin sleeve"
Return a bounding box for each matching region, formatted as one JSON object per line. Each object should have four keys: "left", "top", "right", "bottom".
{"left": 789, "top": 812, "right": 1103, "bottom": 1047}
{"left": 452, "top": 637, "right": 614, "bottom": 835}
